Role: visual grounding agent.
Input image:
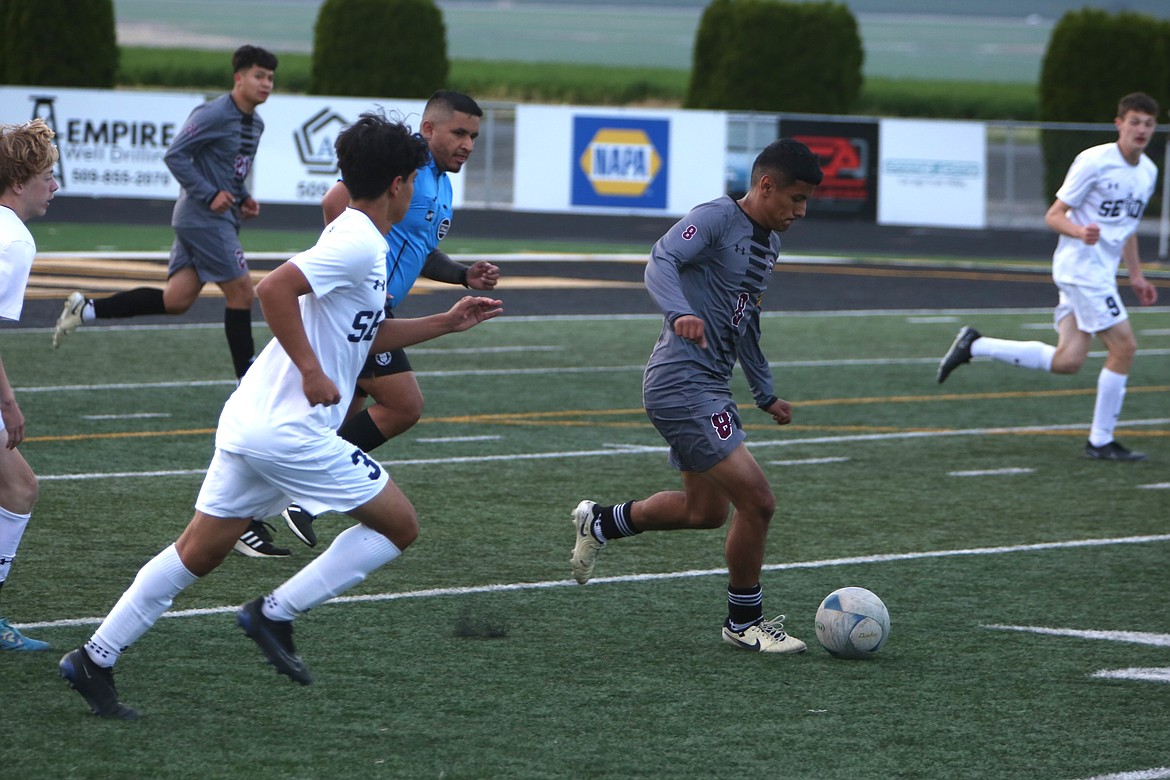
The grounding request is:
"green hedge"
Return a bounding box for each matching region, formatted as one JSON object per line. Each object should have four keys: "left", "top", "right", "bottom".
{"left": 0, "top": 0, "right": 117, "bottom": 87}
{"left": 310, "top": 0, "right": 447, "bottom": 98}
{"left": 686, "top": 0, "right": 862, "bottom": 113}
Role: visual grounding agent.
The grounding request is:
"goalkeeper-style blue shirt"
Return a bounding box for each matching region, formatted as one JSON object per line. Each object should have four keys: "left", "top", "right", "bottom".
{"left": 383, "top": 152, "right": 452, "bottom": 309}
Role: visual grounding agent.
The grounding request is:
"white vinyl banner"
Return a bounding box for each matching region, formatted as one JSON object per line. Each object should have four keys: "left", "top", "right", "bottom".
{"left": 877, "top": 118, "right": 987, "bottom": 229}
{"left": 514, "top": 105, "right": 726, "bottom": 216}
{"left": 251, "top": 94, "right": 465, "bottom": 207}
{"left": 0, "top": 86, "right": 205, "bottom": 200}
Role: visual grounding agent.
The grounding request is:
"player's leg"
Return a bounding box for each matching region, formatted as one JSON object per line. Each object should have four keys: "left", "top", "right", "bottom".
{"left": 938, "top": 324, "right": 1058, "bottom": 383}
{"left": 1086, "top": 318, "right": 1144, "bottom": 460}
{"left": 0, "top": 443, "right": 46, "bottom": 651}
{"left": 282, "top": 353, "right": 419, "bottom": 548}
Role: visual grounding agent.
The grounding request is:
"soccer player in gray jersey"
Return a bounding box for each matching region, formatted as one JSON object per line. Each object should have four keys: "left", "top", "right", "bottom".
{"left": 570, "top": 139, "right": 823, "bottom": 654}
{"left": 52, "top": 45, "right": 276, "bottom": 382}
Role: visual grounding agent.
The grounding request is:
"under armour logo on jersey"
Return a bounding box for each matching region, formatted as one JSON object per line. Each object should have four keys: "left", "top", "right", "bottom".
{"left": 373, "top": 279, "right": 387, "bottom": 291}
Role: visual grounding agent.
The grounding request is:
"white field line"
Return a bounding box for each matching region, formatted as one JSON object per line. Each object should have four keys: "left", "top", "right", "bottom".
{"left": 16, "top": 350, "right": 1170, "bottom": 392}
{"left": 1072, "top": 768, "right": 1170, "bottom": 780}
{"left": 17, "top": 533, "right": 1170, "bottom": 632}
{"left": 983, "top": 624, "right": 1170, "bottom": 648}
{"left": 33, "top": 419, "right": 1170, "bottom": 481}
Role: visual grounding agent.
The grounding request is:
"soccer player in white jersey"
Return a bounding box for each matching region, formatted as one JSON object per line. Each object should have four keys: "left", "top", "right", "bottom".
{"left": 0, "top": 119, "right": 58, "bottom": 651}
{"left": 59, "top": 112, "right": 503, "bottom": 719}
{"left": 937, "top": 92, "right": 1160, "bottom": 461}
{"left": 569, "top": 139, "right": 823, "bottom": 654}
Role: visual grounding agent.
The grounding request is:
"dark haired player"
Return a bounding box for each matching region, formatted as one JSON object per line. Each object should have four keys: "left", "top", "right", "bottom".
{"left": 569, "top": 139, "right": 824, "bottom": 654}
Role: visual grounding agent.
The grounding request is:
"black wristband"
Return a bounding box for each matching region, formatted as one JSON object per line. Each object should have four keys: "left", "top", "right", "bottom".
{"left": 757, "top": 396, "right": 778, "bottom": 411}
{"left": 460, "top": 266, "right": 469, "bottom": 288}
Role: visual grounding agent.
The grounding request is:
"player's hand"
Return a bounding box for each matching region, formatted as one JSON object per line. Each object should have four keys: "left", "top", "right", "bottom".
{"left": 1133, "top": 277, "right": 1158, "bottom": 306}
{"left": 673, "top": 315, "right": 708, "bottom": 349}
{"left": 764, "top": 397, "right": 792, "bottom": 426}
{"left": 446, "top": 296, "right": 503, "bottom": 332}
{"left": 466, "top": 261, "right": 500, "bottom": 290}
{"left": 210, "top": 191, "right": 236, "bottom": 214}
{"left": 1, "top": 397, "right": 25, "bottom": 449}
{"left": 1081, "top": 223, "right": 1100, "bottom": 245}
{"left": 240, "top": 197, "right": 260, "bottom": 220}
{"left": 301, "top": 368, "right": 342, "bottom": 407}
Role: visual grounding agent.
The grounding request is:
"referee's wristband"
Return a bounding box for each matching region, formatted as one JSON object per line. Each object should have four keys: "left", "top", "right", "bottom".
{"left": 460, "top": 266, "right": 470, "bottom": 288}
{"left": 757, "top": 396, "right": 778, "bottom": 411}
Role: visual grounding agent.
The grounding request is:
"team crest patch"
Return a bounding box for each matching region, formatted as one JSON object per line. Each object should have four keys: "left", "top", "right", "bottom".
{"left": 437, "top": 218, "right": 451, "bottom": 240}
{"left": 235, "top": 248, "right": 246, "bottom": 269}
{"left": 374, "top": 351, "right": 393, "bottom": 367}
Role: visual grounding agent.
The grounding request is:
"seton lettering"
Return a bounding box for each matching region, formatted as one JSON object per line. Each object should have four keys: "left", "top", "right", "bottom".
{"left": 66, "top": 119, "right": 176, "bottom": 147}
{"left": 1098, "top": 198, "right": 1145, "bottom": 219}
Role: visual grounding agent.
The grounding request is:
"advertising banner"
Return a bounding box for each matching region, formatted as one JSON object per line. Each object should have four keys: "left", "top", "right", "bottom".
{"left": 514, "top": 105, "right": 725, "bottom": 216}
{"left": 877, "top": 118, "right": 986, "bottom": 229}
{"left": 251, "top": 95, "right": 466, "bottom": 206}
{"left": 778, "top": 118, "right": 879, "bottom": 221}
{"left": 0, "top": 86, "right": 204, "bottom": 200}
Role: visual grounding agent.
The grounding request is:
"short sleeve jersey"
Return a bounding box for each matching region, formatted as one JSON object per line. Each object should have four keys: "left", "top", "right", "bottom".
{"left": 383, "top": 153, "right": 452, "bottom": 308}
{"left": 215, "top": 208, "right": 389, "bottom": 457}
{"left": 0, "top": 207, "right": 35, "bottom": 321}
{"left": 164, "top": 93, "right": 264, "bottom": 230}
{"left": 642, "top": 195, "right": 780, "bottom": 410}
{"left": 1052, "top": 142, "right": 1157, "bottom": 286}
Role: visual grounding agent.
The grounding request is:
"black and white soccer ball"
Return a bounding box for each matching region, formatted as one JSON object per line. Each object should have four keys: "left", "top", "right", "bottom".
{"left": 814, "top": 587, "right": 890, "bottom": 659}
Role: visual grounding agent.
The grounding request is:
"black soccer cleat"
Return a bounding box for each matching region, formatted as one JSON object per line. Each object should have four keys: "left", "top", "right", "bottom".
{"left": 59, "top": 647, "right": 140, "bottom": 720}
{"left": 237, "top": 598, "right": 313, "bottom": 685}
{"left": 1084, "top": 440, "right": 1147, "bottom": 462}
{"left": 937, "top": 326, "right": 981, "bottom": 384}
{"left": 282, "top": 504, "right": 318, "bottom": 547}
{"left": 234, "top": 520, "right": 291, "bottom": 558}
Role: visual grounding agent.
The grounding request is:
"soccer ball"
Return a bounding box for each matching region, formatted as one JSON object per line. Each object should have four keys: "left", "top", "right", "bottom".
{"left": 814, "top": 587, "right": 890, "bottom": 659}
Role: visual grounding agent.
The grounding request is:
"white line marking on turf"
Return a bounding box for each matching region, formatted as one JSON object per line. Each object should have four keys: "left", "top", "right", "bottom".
{"left": 768, "top": 457, "right": 851, "bottom": 466}
{"left": 982, "top": 624, "right": 1170, "bottom": 648}
{"left": 1092, "top": 669, "right": 1170, "bottom": 684}
{"left": 18, "top": 533, "right": 1170, "bottom": 631}
{"left": 1137, "top": 483, "right": 1170, "bottom": 490}
{"left": 1071, "top": 767, "right": 1170, "bottom": 780}
{"left": 415, "top": 435, "right": 502, "bottom": 443}
{"left": 81, "top": 412, "right": 171, "bottom": 420}
{"left": 949, "top": 467, "right": 1035, "bottom": 477}
{"left": 907, "top": 316, "right": 959, "bottom": 323}
{"left": 32, "top": 419, "right": 1170, "bottom": 481}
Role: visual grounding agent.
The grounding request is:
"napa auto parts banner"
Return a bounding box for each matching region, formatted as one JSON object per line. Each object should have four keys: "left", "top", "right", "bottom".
{"left": 0, "top": 86, "right": 204, "bottom": 199}
{"left": 513, "top": 105, "right": 726, "bottom": 216}
{"left": 877, "top": 118, "right": 986, "bottom": 229}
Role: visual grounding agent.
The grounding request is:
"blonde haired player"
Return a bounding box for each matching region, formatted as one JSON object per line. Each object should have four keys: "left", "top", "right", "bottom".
{"left": 937, "top": 92, "right": 1160, "bottom": 461}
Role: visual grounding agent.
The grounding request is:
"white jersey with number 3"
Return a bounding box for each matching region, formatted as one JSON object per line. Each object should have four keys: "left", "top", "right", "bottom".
{"left": 216, "top": 207, "right": 389, "bottom": 458}
{"left": 1052, "top": 142, "right": 1157, "bottom": 287}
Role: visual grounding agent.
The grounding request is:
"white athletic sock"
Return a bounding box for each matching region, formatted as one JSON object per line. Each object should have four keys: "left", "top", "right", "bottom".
{"left": 86, "top": 543, "right": 197, "bottom": 668}
{"left": 1089, "top": 368, "right": 1128, "bottom": 447}
{"left": 265, "top": 524, "right": 401, "bottom": 620}
{"left": 80, "top": 300, "right": 96, "bottom": 323}
{"left": 0, "top": 506, "right": 31, "bottom": 584}
{"left": 970, "top": 336, "right": 1055, "bottom": 372}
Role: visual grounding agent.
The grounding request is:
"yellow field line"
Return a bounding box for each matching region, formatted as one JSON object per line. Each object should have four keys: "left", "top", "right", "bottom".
{"left": 23, "top": 385, "right": 1169, "bottom": 444}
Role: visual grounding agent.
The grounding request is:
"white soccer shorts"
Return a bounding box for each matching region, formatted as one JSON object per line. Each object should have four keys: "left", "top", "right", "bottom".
{"left": 1054, "top": 281, "right": 1128, "bottom": 335}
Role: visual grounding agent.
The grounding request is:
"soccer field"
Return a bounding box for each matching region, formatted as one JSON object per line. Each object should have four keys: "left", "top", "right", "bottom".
{"left": 4, "top": 303, "right": 1170, "bottom": 778}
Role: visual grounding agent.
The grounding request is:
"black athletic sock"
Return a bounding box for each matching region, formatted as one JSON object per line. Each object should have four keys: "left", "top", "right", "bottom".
{"left": 224, "top": 307, "right": 255, "bottom": 380}
{"left": 727, "top": 583, "right": 764, "bottom": 630}
{"left": 92, "top": 288, "right": 166, "bottom": 319}
{"left": 595, "top": 500, "right": 639, "bottom": 542}
{"left": 336, "top": 408, "right": 390, "bottom": 452}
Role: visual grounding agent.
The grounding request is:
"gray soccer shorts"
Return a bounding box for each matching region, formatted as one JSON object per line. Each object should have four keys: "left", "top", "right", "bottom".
{"left": 169, "top": 223, "right": 248, "bottom": 283}
{"left": 646, "top": 399, "right": 745, "bottom": 473}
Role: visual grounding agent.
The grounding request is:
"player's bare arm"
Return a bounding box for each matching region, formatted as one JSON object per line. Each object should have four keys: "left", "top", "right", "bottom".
{"left": 0, "top": 357, "right": 25, "bottom": 448}
{"left": 762, "top": 397, "right": 792, "bottom": 426}
{"left": 1044, "top": 198, "right": 1099, "bottom": 244}
{"left": 255, "top": 263, "right": 341, "bottom": 407}
{"left": 672, "top": 314, "right": 708, "bottom": 349}
{"left": 371, "top": 296, "right": 503, "bottom": 354}
{"left": 1122, "top": 234, "right": 1158, "bottom": 306}
{"left": 321, "top": 180, "right": 350, "bottom": 225}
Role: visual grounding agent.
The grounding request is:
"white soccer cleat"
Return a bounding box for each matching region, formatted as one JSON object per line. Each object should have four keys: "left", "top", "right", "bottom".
{"left": 722, "top": 615, "right": 807, "bottom": 654}
{"left": 570, "top": 499, "right": 604, "bottom": 584}
{"left": 52, "top": 291, "right": 87, "bottom": 348}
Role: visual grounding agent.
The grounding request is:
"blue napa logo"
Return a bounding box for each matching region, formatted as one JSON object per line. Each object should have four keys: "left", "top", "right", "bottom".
{"left": 571, "top": 116, "right": 669, "bottom": 210}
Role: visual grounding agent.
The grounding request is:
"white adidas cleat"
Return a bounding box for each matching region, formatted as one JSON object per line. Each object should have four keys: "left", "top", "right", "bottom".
{"left": 52, "top": 291, "right": 87, "bottom": 348}
{"left": 570, "top": 499, "right": 604, "bottom": 584}
{"left": 722, "top": 615, "right": 807, "bottom": 654}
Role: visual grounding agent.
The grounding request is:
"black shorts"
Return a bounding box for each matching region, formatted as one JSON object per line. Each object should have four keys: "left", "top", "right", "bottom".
{"left": 355, "top": 307, "right": 412, "bottom": 394}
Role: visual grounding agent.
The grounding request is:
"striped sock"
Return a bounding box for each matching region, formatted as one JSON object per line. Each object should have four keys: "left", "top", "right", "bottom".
{"left": 727, "top": 583, "right": 764, "bottom": 631}
{"left": 594, "top": 501, "right": 639, "bottom": 542}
